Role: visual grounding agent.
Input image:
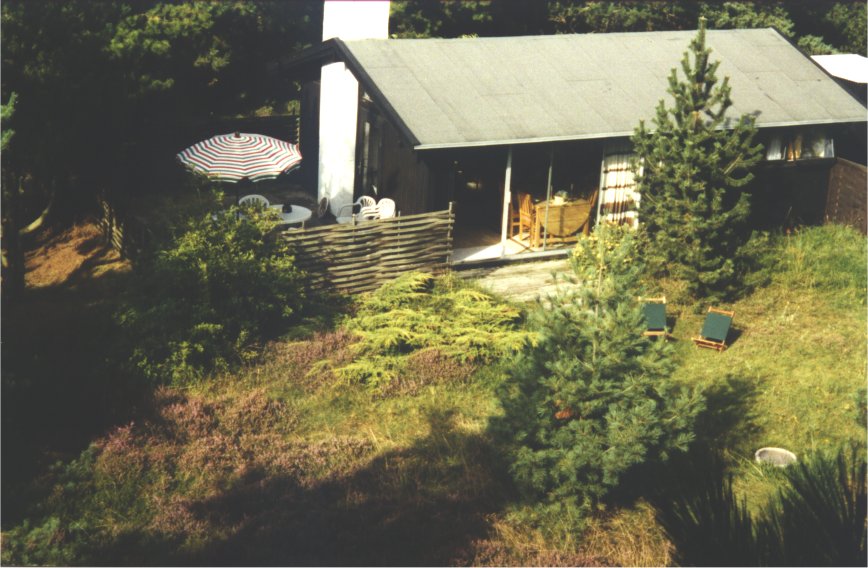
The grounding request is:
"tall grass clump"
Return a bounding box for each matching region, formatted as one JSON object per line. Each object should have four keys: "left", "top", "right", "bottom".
{"left": 658, "top": 445, "right": 867, "bottom": 566}
{"left": 492, "top": 225, "right": 704, "bottom": 531}
{"left": 770, "top": 224, "right": 867, "bottom": 307}
{"left": 116, "top": 205, "right": 308, "bottom": 385}
{"left": 336, "top": 272, "right": 532, "bottom": 392}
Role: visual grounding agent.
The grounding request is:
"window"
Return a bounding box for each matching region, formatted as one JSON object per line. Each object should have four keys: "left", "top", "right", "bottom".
{"left": 765, "top": 130, "right": 834, "bottom": 161}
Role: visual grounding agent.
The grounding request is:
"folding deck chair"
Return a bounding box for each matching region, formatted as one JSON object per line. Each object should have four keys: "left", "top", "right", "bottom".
{"left": 641, "top": 296, "right": 668, "bottom": 338}
{"left": 692, "top": 307, "right": 735, "bottom": 352}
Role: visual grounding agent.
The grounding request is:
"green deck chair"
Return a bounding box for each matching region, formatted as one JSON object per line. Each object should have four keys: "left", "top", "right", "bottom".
{"left": 692, "top": 307, "right": 735, "bottom": 352}
{"left": 641, "top": 296, "right": 668, "bottom": 337}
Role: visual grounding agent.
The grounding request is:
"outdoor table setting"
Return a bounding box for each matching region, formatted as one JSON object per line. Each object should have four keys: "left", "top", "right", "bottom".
{"left": 268, "top": 203, "right": 311, "bottom": 226}
{"left": 530, "top": 194, "right": 596, "bottom": 248}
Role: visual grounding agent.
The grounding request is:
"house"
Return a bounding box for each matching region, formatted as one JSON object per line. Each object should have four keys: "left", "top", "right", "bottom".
{"left": 276, "top": 27, "right": 867, "bottom": 263}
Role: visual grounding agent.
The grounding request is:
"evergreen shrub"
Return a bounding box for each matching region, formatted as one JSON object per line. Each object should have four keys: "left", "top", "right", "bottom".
{"left": 338, "top": 272, "right": 531, "bottom": 391}
{"left": 492, "top": 224, "right": 704, "bottom": 527}
{"left": 116, "top": 206, "right": 307, "bottom": 384}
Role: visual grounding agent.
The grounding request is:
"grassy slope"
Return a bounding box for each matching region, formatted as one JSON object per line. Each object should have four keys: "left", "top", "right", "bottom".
{"left": 667, "top": 226, "right": 866, "bottom": 511}
{"left": 2, "top": 225, "right": 865, "bottom": 566}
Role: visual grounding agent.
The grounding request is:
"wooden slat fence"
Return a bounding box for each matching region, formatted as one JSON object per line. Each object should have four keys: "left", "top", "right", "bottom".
{"left": 282, "top": 204, "right": 454, "bottom": 294}
{"left": 826, "top": 158, "right": 867, "bottom": 234}
{"left": 98, "top": 196, "right": 149, "bottom": 258}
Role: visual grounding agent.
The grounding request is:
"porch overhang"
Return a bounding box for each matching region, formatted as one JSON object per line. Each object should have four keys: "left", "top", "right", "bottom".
{"left": 413, "top": 119, "right": 868, "bottom": 151}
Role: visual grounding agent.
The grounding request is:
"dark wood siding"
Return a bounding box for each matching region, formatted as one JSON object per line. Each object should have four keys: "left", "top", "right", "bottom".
{"left": 826, "top": 158, "right": 867, "bottom": 234}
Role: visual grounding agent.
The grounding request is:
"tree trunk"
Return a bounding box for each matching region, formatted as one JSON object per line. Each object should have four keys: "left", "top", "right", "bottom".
{"left": 1, "top": 176, "right": 26, "bottom": 299}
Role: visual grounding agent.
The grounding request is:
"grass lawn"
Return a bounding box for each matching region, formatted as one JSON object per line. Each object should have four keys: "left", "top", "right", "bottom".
{"left": 2, "top": 224, "right": 865, "bottom": 566}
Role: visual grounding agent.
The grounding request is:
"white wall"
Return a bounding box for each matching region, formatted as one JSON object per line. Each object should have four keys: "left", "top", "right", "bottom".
{"left": 318, "top": 1, "right": 390, "bottom": 215}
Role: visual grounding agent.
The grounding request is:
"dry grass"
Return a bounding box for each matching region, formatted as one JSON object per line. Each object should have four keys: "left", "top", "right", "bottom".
{"left": 579, "top": 502, "right": 672, "bottom": 567}
{"left": 24, "top": 221, "right": 130, "bottom": 288}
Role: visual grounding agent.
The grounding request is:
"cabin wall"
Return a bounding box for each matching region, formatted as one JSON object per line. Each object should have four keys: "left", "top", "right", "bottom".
{"left": 356, "top": 103, "right": 435, "bottom": 215}
{"left": 825, "top": 158, "right": 867, "bottom": 234}
{"left": 379, "top": 121, "right": 432, "bottom": 215}
{"left": 298, "top": 80, "right": 321, "bottom": 194}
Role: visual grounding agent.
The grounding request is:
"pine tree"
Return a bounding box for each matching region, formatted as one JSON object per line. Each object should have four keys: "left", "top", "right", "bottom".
{"left": 632, "top": 19, "right": 763, "bottom": 301}
{"left": 492, "top": 225, "right": 704, "bottom": 525}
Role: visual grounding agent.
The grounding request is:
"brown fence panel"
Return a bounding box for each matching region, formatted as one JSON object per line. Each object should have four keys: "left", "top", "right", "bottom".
{"left": 98, "top": 195, "right": 149, "bottom": 258}
{"left": 282, "top": 204, "right": 455, "bottom": 294}
{"left": 826, "top": 158, "right": 867, "bottom": 234}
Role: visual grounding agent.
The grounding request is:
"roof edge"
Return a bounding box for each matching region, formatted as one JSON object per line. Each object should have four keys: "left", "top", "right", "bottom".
{"left": 332, "top": 40, "right": 421, "bottom": 147}
{"left": 413, "top": 118, "right": 867, "bottom": 151}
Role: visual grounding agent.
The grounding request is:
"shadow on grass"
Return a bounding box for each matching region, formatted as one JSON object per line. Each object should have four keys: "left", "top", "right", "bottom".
{"left": 81, "top": 409, "right": 511, "bottom": 566}
{"left": 603, "top": 374, "right": 764, "bottom": 565}
{"left": 1, "top": 266, "right": 149, "bottom": 528}
{"left": 726, "top": 326, "right": 744, "bottom": 348}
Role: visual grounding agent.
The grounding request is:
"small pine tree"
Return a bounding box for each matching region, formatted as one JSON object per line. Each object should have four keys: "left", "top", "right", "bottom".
{"left": 632, "top": 19, "right": 763, "bottom": 301}
{"left": 492, "top": 225, "right": 704, "bottom": 525}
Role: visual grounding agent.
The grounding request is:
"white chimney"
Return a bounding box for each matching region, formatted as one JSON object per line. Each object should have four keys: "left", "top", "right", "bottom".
{"left": 318, "top": 1, "right": 390, "bottom": 215}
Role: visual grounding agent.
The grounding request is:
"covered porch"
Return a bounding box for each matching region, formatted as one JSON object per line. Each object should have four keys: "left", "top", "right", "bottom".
{"left": 447, "top": 138, "right": 638, "bottom": 265}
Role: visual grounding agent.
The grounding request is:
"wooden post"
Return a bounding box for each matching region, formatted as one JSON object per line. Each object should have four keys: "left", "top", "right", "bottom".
{"left": 596, "top": 150, "right": 606, "bottom": 226}
{"left": 447, "top": 200, "right": 455, "bottom": 266}
{"left": 500, "top": 146, "right": 513, "bottom": 257}
{"left": 542, "top": 145, "right": 554, "bottom": 251}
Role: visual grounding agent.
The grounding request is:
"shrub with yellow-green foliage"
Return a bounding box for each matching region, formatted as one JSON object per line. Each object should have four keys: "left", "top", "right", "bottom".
{"left": 337, "top": 272, "right": 533, "bottom": 391}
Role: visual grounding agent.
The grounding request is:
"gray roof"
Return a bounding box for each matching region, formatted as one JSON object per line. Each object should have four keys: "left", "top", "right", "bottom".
{"left": 337, "top": 29, "right": 866, "bottom": 150}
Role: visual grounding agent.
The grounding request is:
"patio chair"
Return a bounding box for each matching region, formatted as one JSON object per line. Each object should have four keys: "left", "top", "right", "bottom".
{"left": 238, "top": 194, "right": 269, "bottom": 208}
{"left": 376, "top": 198, "right": 396, "bottom": 219}
{"left": 692, "top": 307, "right": 735, "bottom": 352}
{"left": 509, "top": 192, "right": 534, "bottom": 239}
{"left": 355, "top": 198, "right": 396, "bottom": 222}
{"left": 336, "top": 196, "right": 377, "bottom": 224}
{"left": 641, "top": 296, "right": 668, "bottom": 338}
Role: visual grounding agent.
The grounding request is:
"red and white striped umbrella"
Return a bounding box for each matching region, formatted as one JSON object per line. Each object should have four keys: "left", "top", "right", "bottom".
{"left": 177, "top": 132, "right": 302, "bottom": 183}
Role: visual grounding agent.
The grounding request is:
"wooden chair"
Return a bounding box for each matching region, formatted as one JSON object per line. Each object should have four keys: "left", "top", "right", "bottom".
{"left": 581, "top": 190, "right": 599, "bottom": 235}
{"left": 693, "top": 307, "right": 735, "bottom": 352}
{"left": 509, "top": 192, "right": 535, "bottom": 241}
{"left": 509, "top": 196, "right": 521, "bottom": 237}
{"left": 238, "top": 194, "right": 269, "bottom": 208}
{"left": 641, "top": 296, "right": 668, "bottom": 337}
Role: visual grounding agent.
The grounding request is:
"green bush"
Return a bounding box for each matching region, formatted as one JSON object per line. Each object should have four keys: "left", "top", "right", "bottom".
{"left": 116, "top": 205, "right": 308, "bottom": 384}
{"left": 492, "top": 225, "right": 704, "bottom": 527}
{"left": 337, "top": 272, "right": 531, "bottom": 390}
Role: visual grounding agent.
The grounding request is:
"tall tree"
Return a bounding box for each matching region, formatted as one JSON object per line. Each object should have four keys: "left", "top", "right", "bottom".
{"left": 1, "top": 93, "right": 25, "bottom": 298}
{"left": 0, "top": 1, "right": 320, "bottom": 229}
{"left": 631, "top": 19, "right": 763, "bottom": 301}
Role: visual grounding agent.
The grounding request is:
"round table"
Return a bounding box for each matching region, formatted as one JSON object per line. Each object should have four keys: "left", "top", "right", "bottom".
{"left": 270, "top": 204, "right": 312, "bottom": 225}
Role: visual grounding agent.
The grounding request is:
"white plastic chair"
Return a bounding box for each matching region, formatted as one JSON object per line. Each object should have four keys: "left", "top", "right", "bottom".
{"left": 238, "top": 194, "right": 269, "bottom": 208}
{"left": 376, "top": 198, "right": 396, "bottom": 219}
{"left": 336, "top": 196, "right": 377, "bottom": 224}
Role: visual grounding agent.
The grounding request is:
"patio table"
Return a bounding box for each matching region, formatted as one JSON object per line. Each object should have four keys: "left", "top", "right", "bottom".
{"left": 532, "top": 199, "right": 593, "bottom": 248}
{"left": 270, "top": 204, "right": 312, "bottom": 226}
